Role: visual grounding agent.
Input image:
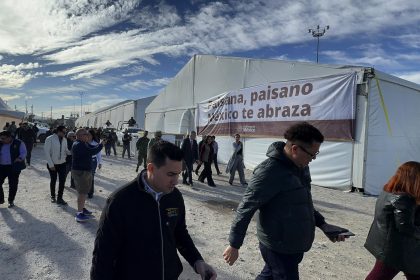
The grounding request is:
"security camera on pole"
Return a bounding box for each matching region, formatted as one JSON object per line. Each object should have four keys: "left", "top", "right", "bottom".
{"left": 308, "top": 25, "right": 329, "bottom": 63}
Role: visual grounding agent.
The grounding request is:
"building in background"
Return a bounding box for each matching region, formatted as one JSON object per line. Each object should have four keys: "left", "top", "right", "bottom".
{"left": 75, "top": 96, "right": 155, "bottom": 130}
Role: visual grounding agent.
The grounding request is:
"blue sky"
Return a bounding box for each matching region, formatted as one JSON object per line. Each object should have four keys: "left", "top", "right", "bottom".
{"left": 0, "top": 0, "right": 419, "bottom": 119}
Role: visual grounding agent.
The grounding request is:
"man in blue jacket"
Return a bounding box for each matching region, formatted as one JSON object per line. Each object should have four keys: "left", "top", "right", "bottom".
{"left": 72, "top": 128, "right": 104, "bottom": 222}
{"left": 223, "top": 122, "right": 350, "bottom": 280}
{"left": 0, "top": 130, "right": 27, "bottom": 208}
{"left": 91, "top": 141, "right": 217, "bottom": 280}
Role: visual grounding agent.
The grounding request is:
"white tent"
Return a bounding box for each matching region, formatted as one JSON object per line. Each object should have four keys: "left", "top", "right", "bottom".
{"left": 76, "top": 96, "right": 155, "bottom": 129}
{"left": 0, "top": 98, "right": 25, "bottom": 129}
{"left": 145, "top": 55, "right": 420, "bottom": 195}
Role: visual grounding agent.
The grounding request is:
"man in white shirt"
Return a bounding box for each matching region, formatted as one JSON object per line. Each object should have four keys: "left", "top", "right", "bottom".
{"left": 44, "top": 125, "right": 71, "bottom": 205}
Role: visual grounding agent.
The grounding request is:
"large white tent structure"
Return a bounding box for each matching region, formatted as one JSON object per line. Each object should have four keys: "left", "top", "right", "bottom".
{"left": 0, "top": 98, "right": 25, "bottom": 129}
{"left": 76, "top": 96, "right": 155, "bottom": 129}
{"left": 145, "top": 55, "right": 420, "bottom": 195}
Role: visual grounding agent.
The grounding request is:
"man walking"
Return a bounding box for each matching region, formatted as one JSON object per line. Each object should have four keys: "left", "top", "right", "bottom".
{"left": 180, "top": 131, "right": 198, "bottom": 186}
{"left": 91, "top": 141, "right": 217, "bottom": 280}
{"left": 121, "top": 130, "right": 132, "bottom": 159}
{"left": 223, "top": 122, "right": 351, "bottom": 279}
{"left": 44, "top": 125, "right": 71, "bottom": 205}
{"left": 135, "top": 130, "right": 149, "bottom": 172}
{"left": 147, "top": 130, "right": 162, "bottom": 151}
{"left": 17, "top": 122, "right": 37, "bottom": 166}
{"left": 72, "top": 128, "right": 104, "bottom": 222}
{"left": 0, "top": 131, "right": 26, "bottom": 208}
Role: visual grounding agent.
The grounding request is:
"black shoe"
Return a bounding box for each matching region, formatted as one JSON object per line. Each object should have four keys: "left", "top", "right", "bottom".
{"left": 182, "top": 181, "right": 190, "bottom": 185}
{"left": 70, "top": 185, "right": 76, "bottom": 189}
{"left": 0, "top": 199, "right": 4, "bottom": 204}
{"left": 51, "top": 197, "right": 56, "bottom": 203}
{"left": 88, "top": 194, "right": 93, "bottom": 199}
{"left": 189, "top": 182, "right": 193, "bottom": 186}
{"left": 208, "top": 183, "right": 216, "bottom": 187}
{"left": 229, "top": 181, "right": 233, "bottom": 185}
{"left": 217, "top": 172, "right": 222, "bottom": 175}
{"left": 195, "top": 170, "right": 199, "bottom": 176}
{"left": 56, "top": 198, "right": 68, "bottom": 205}
{"left": 8, "top": 202, "right": 15, "bottom": 208}
{"left": 135, "top": 168, "right": 139, "bottom": 172}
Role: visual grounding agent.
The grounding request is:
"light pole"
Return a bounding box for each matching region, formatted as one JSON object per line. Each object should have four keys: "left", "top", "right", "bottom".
{"left": 79, "top": 92, "right": 85, "bottom": 117}
{"left": 308, "top": 25, "right": 329, "bottom": 63}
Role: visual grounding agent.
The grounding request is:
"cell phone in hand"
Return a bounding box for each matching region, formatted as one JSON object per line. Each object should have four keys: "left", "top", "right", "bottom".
{"left": 338, "top": 231, "right": 355, "bottom": 237}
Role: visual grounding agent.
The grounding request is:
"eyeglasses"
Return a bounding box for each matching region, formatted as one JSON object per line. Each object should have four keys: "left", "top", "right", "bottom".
{"left": 294, "top": 144, "right": 319, "bottom": 159}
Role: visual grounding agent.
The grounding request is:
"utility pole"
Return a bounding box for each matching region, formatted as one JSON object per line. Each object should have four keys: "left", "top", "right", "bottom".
{"left": 50, "top": 106, "right": 53, "bottom": 120}
{"left": 308, "top": 25, "right": 329, "bottom": 63}
{"left": 79, "top": 92, "right": 85, "bottom": 117}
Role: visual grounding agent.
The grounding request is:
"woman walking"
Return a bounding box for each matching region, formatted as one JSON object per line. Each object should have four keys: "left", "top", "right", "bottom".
{"left": 365, "top": 161, "right": 420, "bottom": 280}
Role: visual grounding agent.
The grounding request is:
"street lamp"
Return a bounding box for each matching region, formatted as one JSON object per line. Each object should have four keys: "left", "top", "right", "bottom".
{"left": 308, "top": 25, "right": 329, "bottom": 63}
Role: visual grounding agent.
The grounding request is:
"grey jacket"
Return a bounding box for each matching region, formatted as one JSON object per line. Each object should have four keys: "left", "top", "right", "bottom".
{"left": 228, "top": 141, "right": 325, "bottom": 254}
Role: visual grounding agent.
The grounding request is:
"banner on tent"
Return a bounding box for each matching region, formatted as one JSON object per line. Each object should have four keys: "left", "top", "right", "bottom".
{"left": 196, "top": 72, "right": 357, "bottom": 140}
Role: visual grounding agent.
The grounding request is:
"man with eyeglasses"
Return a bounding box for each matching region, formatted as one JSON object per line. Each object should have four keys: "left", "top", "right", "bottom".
{"left": 224, "top": 122, "right": 351, "bottom": 280}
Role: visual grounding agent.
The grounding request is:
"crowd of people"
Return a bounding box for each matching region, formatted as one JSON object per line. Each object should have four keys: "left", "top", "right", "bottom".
{"left": 0, "top": 121, "right": 419, "bottom": 280}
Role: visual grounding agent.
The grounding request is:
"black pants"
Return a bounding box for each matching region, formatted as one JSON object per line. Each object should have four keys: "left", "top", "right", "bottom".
{"left": 24, "top": 142, "right": 33, "bottom": 165}
{"left": 111, "top": 143, "right": 117, "bottom": 155}
{"left": 0, "top": 165, "right": 21, "bottom": 203}
{"left": 122, "top": 144, "right": 131, "bottom": 158}
{"left": 198, "top": 161, "right": 214, "bottom": 186}
{"left": 47, "top": 163, "right": 67, "bottom": 199}
{"left": 256, "top": 243, "right": 304, "bottom": 280}
{"left": 88, "top": 157, "right": 97, "bottom": 197}
{"left": 182, "top": 161, "right": 193, "bottom": 184}
{"left": 137, "top": 153, "right": 147, "bottom": 170}
{"left": 213, "top": 153, "right": 221, "bottom": 174}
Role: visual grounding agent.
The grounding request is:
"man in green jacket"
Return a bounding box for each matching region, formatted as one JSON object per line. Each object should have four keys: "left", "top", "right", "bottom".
{"left": 223, "top": 122, "right": 351, "bottom": 280}
{"left": 135, "top": 131, "right": 149, "bottom": 172}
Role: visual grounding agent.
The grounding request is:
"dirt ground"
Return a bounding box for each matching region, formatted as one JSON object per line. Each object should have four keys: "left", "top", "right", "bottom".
{"left": 0, "top": 145, "right": 406, "bottom": 280}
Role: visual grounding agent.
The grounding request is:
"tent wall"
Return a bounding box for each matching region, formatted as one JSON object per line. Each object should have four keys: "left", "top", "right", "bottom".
{"left": 363, "top": 72, "right": 420, "bottom": 195}
{"left": 145, "top": 55, "right": 365, "bottom": 189}
{"left": 76, "top": 97, "right": 155, "bottom": 129}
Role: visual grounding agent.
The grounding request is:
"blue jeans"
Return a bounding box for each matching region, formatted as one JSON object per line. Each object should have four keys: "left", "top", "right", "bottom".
{"left": 256, "top": 243, "right": 304, "bottom": 280}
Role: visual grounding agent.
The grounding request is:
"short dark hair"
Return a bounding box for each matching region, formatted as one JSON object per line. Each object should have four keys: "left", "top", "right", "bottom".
{"left": 56, "top": 125, "right": 66, "bottom": 133}
{"left": 147, "top": 140, "right": 183, "bottom": 168}
{"left": 284, "top": 122, "right": 324, "bottom": 144}
{"left": 0, "top": 130, "right": 12, "bottom": 137}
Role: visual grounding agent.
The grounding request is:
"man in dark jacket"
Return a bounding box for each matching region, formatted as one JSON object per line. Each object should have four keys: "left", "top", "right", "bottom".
{"left": 121, "top": 130, "right": 132, "bottom": 159}
{"left": 72, "top": 128, "right": 104, "bottom": 222}
{"left": 17, "top": 122, "right": 36, "bottom": 165}
{"left": 223, "top": 122, "right": 350, "bottom": 280}
{"left": 91, "top": 141, "right": 217, "bottom": 280}
{"left": 180, "top": 131, "right": 198, "bottom": 186}
{"left": 0, "top": 130, "right": 27, "bottom": 208}
{"left": 135, "top": 130, "right": 149, "bottom": 172}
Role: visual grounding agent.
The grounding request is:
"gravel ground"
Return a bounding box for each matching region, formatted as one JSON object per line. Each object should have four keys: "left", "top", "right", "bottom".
{"left": 0, "top": 144, "right": 406, "bottom": 280}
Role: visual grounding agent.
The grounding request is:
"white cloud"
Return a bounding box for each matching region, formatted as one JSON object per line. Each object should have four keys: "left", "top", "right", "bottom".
{"left": 0, "top": 93, "right": 22, "bottom": 101}
{"left": 0, "top": 0, "right": 140, "bottom": 55}
{"left": 0, "top": 62, "right": 41, "bottom": 88}
{"left": 120, "top": 77, "right": 171, "bottom": 91}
